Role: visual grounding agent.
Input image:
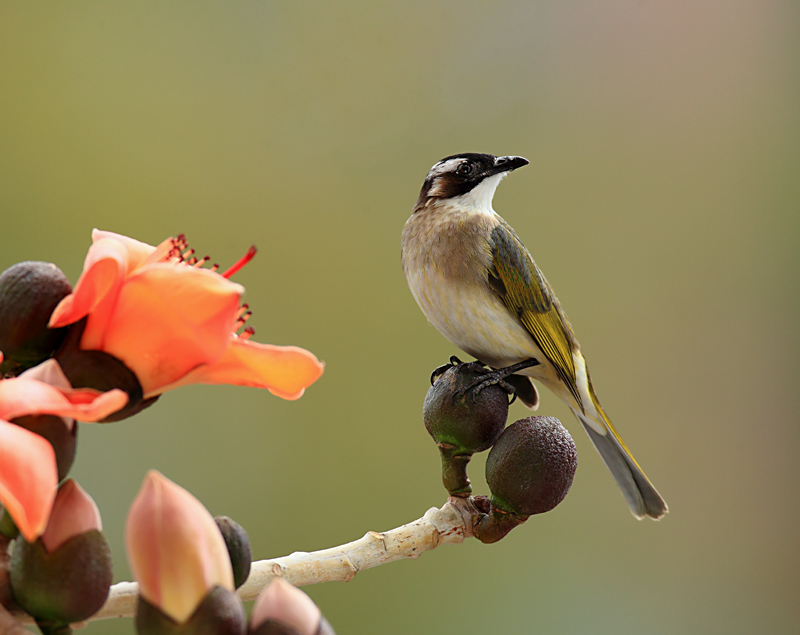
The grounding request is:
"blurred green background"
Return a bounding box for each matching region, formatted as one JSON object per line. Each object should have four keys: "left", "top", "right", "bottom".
{"left": 2, "top": 1, "right": 798, "bottom": 633}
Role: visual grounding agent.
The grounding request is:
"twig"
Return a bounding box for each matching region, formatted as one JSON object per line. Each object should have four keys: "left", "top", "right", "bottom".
{"left": 11, "top": 497, "right": 480, "bottom": 625}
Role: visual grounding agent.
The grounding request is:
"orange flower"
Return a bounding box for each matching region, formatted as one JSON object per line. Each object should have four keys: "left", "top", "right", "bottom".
{"left": 49, "top": 230, "right": 324, "bottom": 400}
{"left": 0, "top": 359, "right": 128, "bottom": 429}
{"left": 0, "top": 364, "right": 126, "bottom": 541}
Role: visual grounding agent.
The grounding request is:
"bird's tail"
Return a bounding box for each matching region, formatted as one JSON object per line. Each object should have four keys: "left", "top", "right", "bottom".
{"left": 573, "top": 398, "right": 668, "bottom": 520}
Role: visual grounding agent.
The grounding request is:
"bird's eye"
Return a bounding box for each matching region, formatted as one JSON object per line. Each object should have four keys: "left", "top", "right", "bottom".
{"left": 456, "top": 163, "right": 473, "bottom": 176}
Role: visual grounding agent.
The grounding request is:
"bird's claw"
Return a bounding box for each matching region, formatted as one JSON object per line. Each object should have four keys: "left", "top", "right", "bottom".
{"left": 450, "top": 358, "right": 540, "bottom": 405}
{"left": 430, "top": 355, "right": 466, "bottom": 385}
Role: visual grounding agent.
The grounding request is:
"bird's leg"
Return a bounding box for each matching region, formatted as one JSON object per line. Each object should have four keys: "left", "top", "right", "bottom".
{"left": 453, "top": 358, "right": 540, "bottom": 403}
{"left": 430, "top": 355, "right": 465, "bottom": 385}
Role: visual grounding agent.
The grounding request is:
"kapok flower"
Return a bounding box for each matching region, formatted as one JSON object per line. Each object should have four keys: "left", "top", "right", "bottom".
{"left": 2, "top": 359, "right": 129, "bottom": 431}
{"left": 126, "top": 470, "right": 235, "bottom": 624}
{"left": 49, "top": 230, "right": 324, "bottom": 400}
{"left": 0, "top": 363, "right": 126, "bottom": 541}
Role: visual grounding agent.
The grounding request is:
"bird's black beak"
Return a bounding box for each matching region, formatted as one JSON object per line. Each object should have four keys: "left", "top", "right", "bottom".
{"left": 490, "top": 155, "right": 529, "bottom": 176}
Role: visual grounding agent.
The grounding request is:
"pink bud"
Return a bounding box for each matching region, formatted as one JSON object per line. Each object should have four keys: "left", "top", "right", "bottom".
{"left": 125, "top": 470, "right": 234, "bottom": 624}
{"left": 0, "top": 419, "right": 57, "bottom": 542}
{"left": 250, "top": 578, "right": 321, "bottom": 635}
{"left": 41, "top": 479, "right": 102, "bottom": 553}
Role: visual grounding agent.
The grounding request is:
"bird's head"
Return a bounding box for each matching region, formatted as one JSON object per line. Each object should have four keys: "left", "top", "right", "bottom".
{"left": 415, "top": 153, "right": 529, "bottom": 211}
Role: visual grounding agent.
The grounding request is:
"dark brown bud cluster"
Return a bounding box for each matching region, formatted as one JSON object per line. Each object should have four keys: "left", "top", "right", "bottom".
{"left": 424, "top": 361, "right": 578, "bottom": 542}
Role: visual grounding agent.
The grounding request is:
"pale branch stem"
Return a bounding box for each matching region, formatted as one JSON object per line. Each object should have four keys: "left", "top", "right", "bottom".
{"left": 11, "top": 497, "right": 481, "bottom": 626}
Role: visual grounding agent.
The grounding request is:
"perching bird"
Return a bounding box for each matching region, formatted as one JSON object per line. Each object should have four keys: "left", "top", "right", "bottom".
{"left": 401, "top": 153, "right": 667, "bottom": 519}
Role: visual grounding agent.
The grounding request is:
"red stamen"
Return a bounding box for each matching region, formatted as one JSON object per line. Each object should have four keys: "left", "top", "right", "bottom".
{"left": 210, "top": 263, "right": 220, "bottom": 272}
{"left": 168, "top": 235, "right": 194, "bottom": 263}
{"left": 167, "top": 240, "right": 183, "bottom": 260}
{"left": 221, "top": 245, "right": 257, "bottom": 279}
{"left": 239, "top": 326, "right": 255, "bottom": 341}
{"left": 235, "top": 304, "right": 250, "bottom": 320}
{"left": 235, "top": 311, "right": 252, "bottom": 329}
{"left": 193, "top": 256, "right": 209, "bottom": 267}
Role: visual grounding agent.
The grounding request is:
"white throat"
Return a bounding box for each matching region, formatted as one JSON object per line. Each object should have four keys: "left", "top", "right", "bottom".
{"left": 450, "top": 172, "right": 506, "bottom": 213}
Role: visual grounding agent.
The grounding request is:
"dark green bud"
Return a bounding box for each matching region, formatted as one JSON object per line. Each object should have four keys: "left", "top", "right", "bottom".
{"left": 10, "top": 415, "right": 77, "bottom": 480}
{"left": 486, "top": 416, "right": 577, "bottom": 516}
{"left": 54, "top": 318, "right": 158, "bottom": 422}
{"left": 9, "top": 530, "right": 113, "bottom": 627}
{"left": 424, "top": 362, "right": 509, "bottom": 454}
{"left": 249, "top": 616, "right": 336, "bottom": 635}
{"left": 136, "top": 586, "right": 246, "bottom": 635}
{"left": 423, "top": 362, "right": 509, "bottom": 496}
{"left": 0, "top": 262, "right": 72, "bottom": 376}
{"left": 214, "top": 517, "right": 251, "bottom": 590}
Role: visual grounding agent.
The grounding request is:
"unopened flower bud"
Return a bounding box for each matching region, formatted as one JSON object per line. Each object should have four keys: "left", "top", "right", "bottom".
{"left": 476, "top": 416, "right": 577, "bottom": 542}
{"left": 0, "top": 262, "right": 72, "bottom": 376}
{"left": 9, "top": 480, "right": 112, "bottom": 628}
{"left": 215, "top": 517, "right": 251, "bottom": 590}
{"left": 126, "top": 471, "right": 237, "bottom": 626}
{"left": 40, "top": 480, "right": 102, "bottom": 553}
{"left": 423, "top": 361, "right": 509, "bottom": 495}
{"left": 249, "top": 578, "right": 335, "bottom": 635}
{"left": 135, "top": 586, "right": 246, "bottom": 635}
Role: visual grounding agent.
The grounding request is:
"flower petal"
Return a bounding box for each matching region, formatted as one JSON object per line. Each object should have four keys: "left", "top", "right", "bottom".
{"left": 41, "top": 479, "right": 102, "bottom": 553}
{"left": 0, "top": 419, "right": 58, "bottom": 542}
{"left": 91, "top": 229, "right": 159, "bottom": 272}
{"left": 160, "top": 338, "right": 324, "bottom": 399}
{"left": 125, "top": 471, "right": 234, "bottom": 624}
{"left": 19, "top": 358, "right": 72, "bottom": 391}
{"left": 0, "top": 376, "right": 128, "bottom": 423}
{"left": 102, "top": 264, "right": 244, "bottom": 396}
{"left": 48, "top": 236, "right": 131, "bottom": 351}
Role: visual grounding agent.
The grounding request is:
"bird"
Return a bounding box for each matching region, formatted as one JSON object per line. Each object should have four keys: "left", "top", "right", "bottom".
{"left": 401, "top": 152, "right": 667, "bottom": 520}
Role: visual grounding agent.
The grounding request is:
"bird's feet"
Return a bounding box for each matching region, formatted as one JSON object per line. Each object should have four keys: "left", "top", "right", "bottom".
{"left": 430, "top": 355, "right": 465, "bottom": 385}
{"left": 452, "top": 358, "right": 540, "bottom": 404}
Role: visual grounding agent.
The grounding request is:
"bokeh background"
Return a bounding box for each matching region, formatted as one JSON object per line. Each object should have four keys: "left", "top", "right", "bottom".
{"left": 2, "top": 1, "right": 799, "bottom": 633}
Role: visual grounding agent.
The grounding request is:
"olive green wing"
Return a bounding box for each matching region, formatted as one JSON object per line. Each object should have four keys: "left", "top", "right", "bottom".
{"left": 488, "top": 221, "right": 583, "bottom": 408}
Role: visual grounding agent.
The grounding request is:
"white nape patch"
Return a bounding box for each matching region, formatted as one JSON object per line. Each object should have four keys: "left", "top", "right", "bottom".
{"left": 428, "top": 158, "right": 463, "bottom": 179}
{"left": 426, "top": 158, "right": 464, "bottom": 198}
{"left": 450, "top": 172, "right": 507, "bottom": 213}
